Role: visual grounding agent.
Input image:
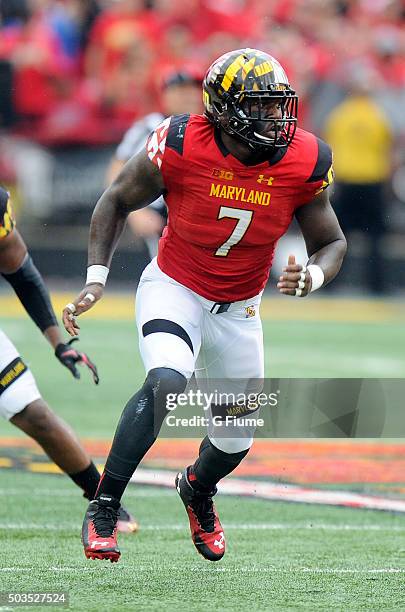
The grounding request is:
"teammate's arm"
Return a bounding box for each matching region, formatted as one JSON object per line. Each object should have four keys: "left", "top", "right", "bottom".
{"left": 0, "top": 228, "right": 59, "bottom": 337}
{"left": 277, "top": 189, "right": 347, "bottom": 296}
{"left": 0, "top": 228, "right": 99, "bottom": 382}
{"left": 62, "top": 150, "right": 164, "bottom": 335}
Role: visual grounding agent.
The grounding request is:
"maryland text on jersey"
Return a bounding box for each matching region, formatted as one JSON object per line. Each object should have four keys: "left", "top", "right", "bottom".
{"left": 210, "top": 183, "right": 271, "bottom": 206}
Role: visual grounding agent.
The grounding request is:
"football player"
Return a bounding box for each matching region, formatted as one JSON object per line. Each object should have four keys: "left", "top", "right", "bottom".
{"left": 63, "top": 49, "right": 347, "bottom": 562}
{"left": 0, "top": 187, "right": 137, "bottom": 532}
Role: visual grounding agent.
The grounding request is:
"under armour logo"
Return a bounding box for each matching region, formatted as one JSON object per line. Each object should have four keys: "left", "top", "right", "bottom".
{"left": 214, "top": 532, "right": 225, "bottom": 549}
{"left": 90, "top": 541, "right": 109, "bottom": 548}
{"left": 257, "top": 174, "right": 274, "bottom": 185}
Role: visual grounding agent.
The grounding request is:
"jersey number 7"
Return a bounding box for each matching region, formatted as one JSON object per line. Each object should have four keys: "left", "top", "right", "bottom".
{"left": 215, "top": 206, "right": 253, "bottom": 257}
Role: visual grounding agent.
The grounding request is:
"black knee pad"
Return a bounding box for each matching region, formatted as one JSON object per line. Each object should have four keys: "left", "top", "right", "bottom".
{"left": 146, "top": 367, "right": 187, "bottom": 401}
{"left": 114, "top": 368, "right": 187, "bottom": 451}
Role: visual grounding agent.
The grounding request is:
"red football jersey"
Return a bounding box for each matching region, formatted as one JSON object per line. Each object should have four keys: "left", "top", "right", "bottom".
{"left": 146, "top": 114, "right": 333, "bottom": 302}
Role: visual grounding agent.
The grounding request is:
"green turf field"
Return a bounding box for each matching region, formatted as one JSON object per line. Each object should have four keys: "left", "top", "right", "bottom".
{"left": 1, "top": 470, "right": 404, "bottom": 612}
{"left": 1, "top": 315, "right": 405, "bottom": 438}
{"left": 1, "top": 312, "right": 405, "bottom": 610}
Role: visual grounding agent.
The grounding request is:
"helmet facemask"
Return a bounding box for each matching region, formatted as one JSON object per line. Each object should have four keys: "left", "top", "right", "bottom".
{"left": 219, "top": 89, "right": 298, "bottom": 150}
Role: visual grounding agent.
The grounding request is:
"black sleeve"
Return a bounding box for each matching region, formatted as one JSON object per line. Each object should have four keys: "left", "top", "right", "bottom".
{"left": 2, "top": 254, "right": 57, "bottom": 332}
{"left": 306, "top": 138, "right": 333, "bottom": 183}
{"left": 165, "top": 113, "right": 190, "bottom": 155}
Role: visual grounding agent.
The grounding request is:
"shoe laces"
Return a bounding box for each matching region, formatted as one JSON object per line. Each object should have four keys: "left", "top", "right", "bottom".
{"left": 190, "top": 490, "right": 216, "bottom": 533}
{"left": 93, "top": 504, "right": 119, "bottom": 537}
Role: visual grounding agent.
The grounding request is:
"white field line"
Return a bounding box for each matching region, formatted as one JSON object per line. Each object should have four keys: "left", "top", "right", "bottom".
{"left": 0, "top": 566, "right": 404, "bottom": 574}
{"left": 3, "top": 471, "right": 405, "bottom": 512}
{"left": 130, "top": 469, "right": 405, "bottom": 513}
{"left": 0, "top": 488, "right": 172, "bottom": 498}
{"left": 0, "top": 522, "right": 404, "bottom": 532}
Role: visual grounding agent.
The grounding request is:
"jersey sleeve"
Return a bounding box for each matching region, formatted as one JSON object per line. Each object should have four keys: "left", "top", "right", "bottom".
{"left": 0, "top": 187, "right": 15, "bottom": 239}
{"left": 305, "top": 137, "right": 334, "bottom": 197}
{"left": 146, "top": 114, "right": 190, "bottom": 170}
{"left": 146, "top": 116, "right": 173, "bottom": 169}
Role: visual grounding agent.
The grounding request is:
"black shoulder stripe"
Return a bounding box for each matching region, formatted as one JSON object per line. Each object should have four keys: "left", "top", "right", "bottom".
{"left": 306, "top": 138, "right": 332, "bottom": 183}
{"left": 165, "top": 114, "right": 190, "bottom": 156}
{"left": 0, "top": 186, "right": 9, "bottom": 216}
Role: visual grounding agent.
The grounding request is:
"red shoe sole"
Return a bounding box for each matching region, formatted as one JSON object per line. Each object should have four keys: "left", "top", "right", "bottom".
{"left": 84, "top": 550, "right": 120, "bottom": 563}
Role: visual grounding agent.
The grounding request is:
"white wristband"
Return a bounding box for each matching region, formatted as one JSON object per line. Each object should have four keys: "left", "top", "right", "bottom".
{"left": 86, "top": 265, "right": 109, "bottom": 286}
{"left": 307, "top": 264, "right": 324, "bottom": 292}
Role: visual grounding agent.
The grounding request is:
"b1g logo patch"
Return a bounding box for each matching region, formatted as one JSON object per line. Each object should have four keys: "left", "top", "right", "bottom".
{"left": 212, "top": 168, "right": 234, "bottom": 181}
{"left": 245, "top": 305, "right": 256, "bottom": 318}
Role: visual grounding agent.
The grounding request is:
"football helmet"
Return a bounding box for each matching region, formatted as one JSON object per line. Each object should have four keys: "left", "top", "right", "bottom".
{"left": 203, "top": 48, "right": 298, "bottom": 150}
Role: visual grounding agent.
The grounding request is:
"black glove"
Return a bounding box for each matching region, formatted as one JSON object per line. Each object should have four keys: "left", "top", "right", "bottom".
{"left": 55, "top": 338, "right": 99, "bottom": 385}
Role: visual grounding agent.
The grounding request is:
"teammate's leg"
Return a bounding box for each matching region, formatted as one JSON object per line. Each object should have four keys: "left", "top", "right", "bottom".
{"left": 0, "top": 330, "right": 137, "bottom": 532}
{"left": 11, "top": 399, "right": 100, "bottom": 497}
{"left": 0, "top": 330, "right": 99, "bottom": 494}
{"left": 10, "top": 398, "right": 138, "bottom": 532}
{"left": 176, "top": 299, "right": 264, "bottom": 560}
{"left": 82, "top": 260, "right": 202, "bottom": 561}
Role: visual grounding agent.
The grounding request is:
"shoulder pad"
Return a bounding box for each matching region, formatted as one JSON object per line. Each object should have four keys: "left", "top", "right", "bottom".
{"left": 165, "top": 114, "right": 190, "bottom": 156}
{"left": 306, "top": 138, "right": 333, "bottom": 183}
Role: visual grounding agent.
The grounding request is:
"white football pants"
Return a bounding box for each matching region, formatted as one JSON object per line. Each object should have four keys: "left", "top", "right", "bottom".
{"left": 135, "top": 258, "right": 264, "bottom": 452}
{"left": 0, "top": 328, "right": 41, "bottom": 420}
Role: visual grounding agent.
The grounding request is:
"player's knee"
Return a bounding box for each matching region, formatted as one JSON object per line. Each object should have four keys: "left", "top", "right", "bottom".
{"left": 11, "top": 398, "right": 57, "bottom": 438}
{"left": 121, "top": 368, "right": 187, "bottom": 434}
{"left": 146, "top": 367, "right": 187, "bottom": 400}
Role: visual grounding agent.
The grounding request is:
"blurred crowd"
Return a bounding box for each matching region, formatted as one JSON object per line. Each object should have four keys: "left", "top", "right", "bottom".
{"left": 0, "top": 0, "right": 405, "bottom": 144}
{"left": 1, "top": 0, "right": 405, "bottom": 294}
